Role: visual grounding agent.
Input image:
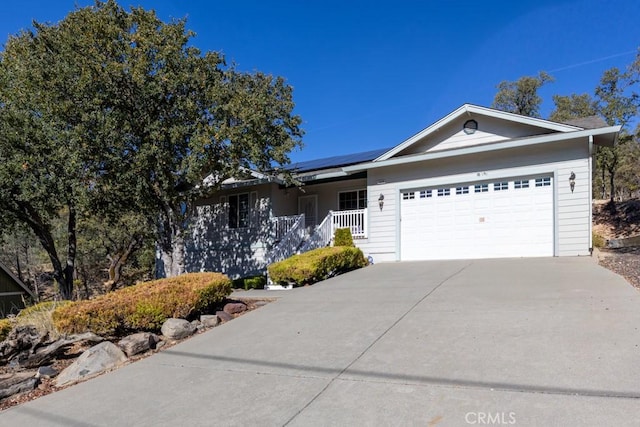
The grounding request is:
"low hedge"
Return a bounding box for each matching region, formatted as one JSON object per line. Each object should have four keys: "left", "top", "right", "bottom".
{"left": 334, "top": 228, "right": 354, "bottom": 247}
{"left": 592, "top": 231, "right": 606, "bottom": 249}
{"left": 0, "top": 318, "right": 12, "bottom": 342}
{"left": 52, "top": 272, "right": 232, "bottom": 336}
{"left": 268, "top": 246, "right": 367, "bottom": 287}
{"left": 232, "top": 275, "right": 266, "bottom": 290}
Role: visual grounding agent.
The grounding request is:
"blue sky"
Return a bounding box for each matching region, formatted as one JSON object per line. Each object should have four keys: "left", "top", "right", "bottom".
{"left": 1, "top": 0, "right": 639, "bottom": 162}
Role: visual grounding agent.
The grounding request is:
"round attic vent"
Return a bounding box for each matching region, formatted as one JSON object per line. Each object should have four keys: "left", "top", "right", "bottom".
{"left": 463, "top": 119, "right": 478, "bottom": 135}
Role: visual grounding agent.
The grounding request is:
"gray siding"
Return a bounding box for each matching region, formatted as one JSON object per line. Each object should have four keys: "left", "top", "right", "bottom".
{"left": 186, "top": 184, "right": 274, "bottom": 279}
{"left": 399, "top": 114, "right": 557, "bottom": 156}
{"left": 0, "top": 267, "right": 29, "bottom": 316}
{"left": 356, "top": 138, "right": 592, "bottom": 261}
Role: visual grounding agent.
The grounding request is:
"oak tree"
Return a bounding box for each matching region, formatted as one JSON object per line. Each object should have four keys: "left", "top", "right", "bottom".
{"left": 491, "top": 71, "right": 554, "bottom": 117}
{"left": 0, "top": 1, "right": 303, "bottom": 297}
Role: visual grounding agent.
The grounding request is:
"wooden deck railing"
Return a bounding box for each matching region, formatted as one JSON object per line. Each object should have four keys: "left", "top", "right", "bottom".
{"left": 271, "top": 215, "right": 301, "bottom": 241}
{"left": 265, "top": 214, "right": 306, "bottom": 265}
{"left": 299, "top": 212, "right": 333, "bottom": 253}
{"left": 332, "top": 208, "right": 367, "bottom": 239}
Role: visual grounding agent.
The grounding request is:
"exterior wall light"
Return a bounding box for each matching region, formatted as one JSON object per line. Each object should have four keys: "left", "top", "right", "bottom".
{"left": 569, "top": 171, "right": 576, "bottom": 193}
{"left": 378, "top": 194, "right": 384, "bottom": 210}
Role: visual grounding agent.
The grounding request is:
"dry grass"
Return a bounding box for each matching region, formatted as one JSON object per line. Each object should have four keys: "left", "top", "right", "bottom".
{"left": 14, "top": 301, "right": 73, "bottom": 339}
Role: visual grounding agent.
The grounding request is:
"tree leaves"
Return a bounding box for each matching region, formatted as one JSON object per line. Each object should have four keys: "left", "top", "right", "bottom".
{"left": 0, "top": 0, "right": 303, "bottom": 294}
{"left": 491, "top": 71, "right": 554, "bottom": 117}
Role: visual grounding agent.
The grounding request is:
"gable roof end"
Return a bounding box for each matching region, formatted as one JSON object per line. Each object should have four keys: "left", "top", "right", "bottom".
{"left": 0, "top": 261, "right": 35, "bottom": 299}
{"left": 374, "top": 104, "right": 582, "bottom": 162}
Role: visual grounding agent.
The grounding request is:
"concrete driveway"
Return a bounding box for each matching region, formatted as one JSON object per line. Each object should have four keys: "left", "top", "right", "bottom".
{"left": 2, "top": 258, "right": 640, "bottom": 426}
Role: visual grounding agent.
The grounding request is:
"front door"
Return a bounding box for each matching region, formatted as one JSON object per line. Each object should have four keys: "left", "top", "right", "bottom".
{"left": 298, "top": 195, "right": 318, "bottom": 228}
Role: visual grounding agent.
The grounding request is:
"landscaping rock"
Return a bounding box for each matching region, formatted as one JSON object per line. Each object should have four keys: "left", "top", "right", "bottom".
{"left": 55, "top": 341, "right": 127, "bottom": 387}
{"left": 36, "top": 365, "right": 58, "bottom": 379}
{"left": 200, "top": 314, "right": 220, "bottom": 328}
{"left": 161, "top": 318, "right": 196, "bottom": 340}
{"left": 0, "top": 371, "right": 39, "bottom": 399}
{"left": 191, "top": 319, "right": 203, "bottom": 331}
{"left": 1, "top": 328, "right": 103, "bottom": 369}
{"left": 0, "top": 325, "right": 47, "bottom": 365}
{"left": 117, "top": 332, "right": 159, "bottom": 357}
{"left": 223, "top": 302, "right": 247, "bottom": 315}
{"left": 19, "top": 332, "right": 103, "bottom": 369}
{"left": 216, "top": 310, "right": 233, "bottom": 323}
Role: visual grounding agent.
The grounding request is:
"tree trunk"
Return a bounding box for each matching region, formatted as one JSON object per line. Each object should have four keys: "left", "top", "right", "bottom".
{"left": 58, "top": 206, "right": 77, "bottom": 300}
{"left": 105, "top": 236, "right": 141, "bottom": 292}
{"left": 156, "top": 208, "right": 186, "bottom": 279}
{"left": 601, "top": 166, "right": 606, "bottom": 199}
{"left": 158, "top": 229, "right": 185, "bottom": 278}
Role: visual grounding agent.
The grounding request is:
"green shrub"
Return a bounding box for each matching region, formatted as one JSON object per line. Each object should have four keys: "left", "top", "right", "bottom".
{"left": 0, "top": 318, "right": 13, "bottom": 341}
{"left": 592, "top": 231, "right": 606, "bottom": 249}
{"left": 231, "top": 275, "right": 266, "bottom": 290}
{"left": 52, "top": 272, "right": 232, "bottom": 336}
{"left": 333, "top": 228, "right": 354, "bottom": 247}
{"left": 243, "top": 276, "right": 266, "bottom": 290}
{"left": 268, "top": 246, "right": 367, "bottom": 287}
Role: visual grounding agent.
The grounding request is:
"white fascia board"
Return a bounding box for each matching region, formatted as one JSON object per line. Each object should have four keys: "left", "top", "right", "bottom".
{"left": 346, "top": 126, "right": 620, "bottom": 172}
{"left": 299, "top": 171, "right": 348, "bottom": 181}
{"left": 375, "top": 104, "right": 583, "bottom": 162}
{"left": 463, "top": 105, "right": 582, "bottom": 132}
{"left": 375, "top": 104, "right": 469, "bottom": 161}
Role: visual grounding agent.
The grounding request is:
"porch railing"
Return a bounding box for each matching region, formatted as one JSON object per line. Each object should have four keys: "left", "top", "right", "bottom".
{"left": 332, "top": 208, "right": 367, "bottom": 239}
{"left": 271, "top": 215, "right": 301, "bottom": 241}
{"left": 299, "top": 212, "right": 333, "bottom": 253}
{"left": 265, "top": 214, "right": 306, "bottom": 265}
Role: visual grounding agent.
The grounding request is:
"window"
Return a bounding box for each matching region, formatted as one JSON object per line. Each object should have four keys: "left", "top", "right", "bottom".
{"left": 402, "top": 192, "right": 415, "bottom": 200}
{"left": 494, "top": 181, "right": 508, "bottom": 191}
{"left": 514, "top": 180, "right": 529, "bottom": 189}
{"left": 228, "top": 193, "right": 250, "bottom": 228}
{"left": 456, "top": 186, "right": 469, "bottom": 195}
{"left": 535, "top": 177, "right": 551, "bottom": 187}
{"left": 474, "top": 184, "right": 488, "bottom": 193}
{"left": 437, "top": 188, "right": 451, "bottom": 197}
{"left": 339, "top": 189, "right": 367, "bottom": 210}
{"left": 419, "top": 190, "right": 432, "bottom": 198}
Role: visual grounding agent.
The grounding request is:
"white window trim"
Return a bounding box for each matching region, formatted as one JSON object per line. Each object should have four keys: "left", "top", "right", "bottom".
{"left": 338, "top": 188, "right": 367, "bottom": 210}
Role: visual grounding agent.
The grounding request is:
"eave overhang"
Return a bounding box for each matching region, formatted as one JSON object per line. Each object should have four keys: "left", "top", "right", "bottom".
{"left": 345, "top": 125, "right": 621, "bottom": 172}
{"left": 375, "top": 104, "right": 584, "bottom": 161}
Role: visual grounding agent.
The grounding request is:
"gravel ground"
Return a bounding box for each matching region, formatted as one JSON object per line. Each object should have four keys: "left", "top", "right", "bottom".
{"left": 599, "top": 247, "right": 640, "bottom": 291}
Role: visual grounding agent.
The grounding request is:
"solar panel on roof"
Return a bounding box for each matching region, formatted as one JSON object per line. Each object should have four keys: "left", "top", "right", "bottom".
{"left": 286, "top": 147, "right": 392, "bottom": 173}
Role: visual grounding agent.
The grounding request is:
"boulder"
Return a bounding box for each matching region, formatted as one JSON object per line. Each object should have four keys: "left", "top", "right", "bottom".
{"left": 191, "top": 319, "right": 203, "bottom": 331}
{"left": 161, "top": 318, "right": 196, "bottom": 340}
{"left": 117, "top": 332, "right": 159, "bottom": 357}
{"left": 20, "top": 332, "right": 103, "bottom": 369}
{"left": 0, "top": 371, "right": 39, "bottom": 399}
{"left": 36, "top": 365, "right": 58, "bottom": 379}
{"left": 0, "top": 325, "right": 47, "bottom": 365}
{"left": 55, "top": 341, "right": 127, "bottom": 387}
{"left": 223, "top": 302, "right": 247, "bottom": 315}
{"left": 216, "top": 310, "right": 233, "bottom": 323}
{"left": 200, "top": 314, "right": 220, "bottom": 328}
{"left": 1, "top": 326, "right": 103, "bottom": 369}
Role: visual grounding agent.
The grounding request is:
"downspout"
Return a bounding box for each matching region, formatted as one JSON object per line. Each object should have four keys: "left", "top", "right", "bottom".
{"left": 588, "top": 135, "right": 594, "bottom": 254}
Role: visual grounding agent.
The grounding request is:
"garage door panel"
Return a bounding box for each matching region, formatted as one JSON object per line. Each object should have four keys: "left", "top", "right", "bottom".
{"left": 401, "top": 175, "right": 553, "bottom": 260}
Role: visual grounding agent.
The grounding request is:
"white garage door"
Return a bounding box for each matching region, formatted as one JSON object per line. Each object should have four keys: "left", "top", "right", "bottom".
{"left": 400, "top": 176, "right": 553, "bottom": 260}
